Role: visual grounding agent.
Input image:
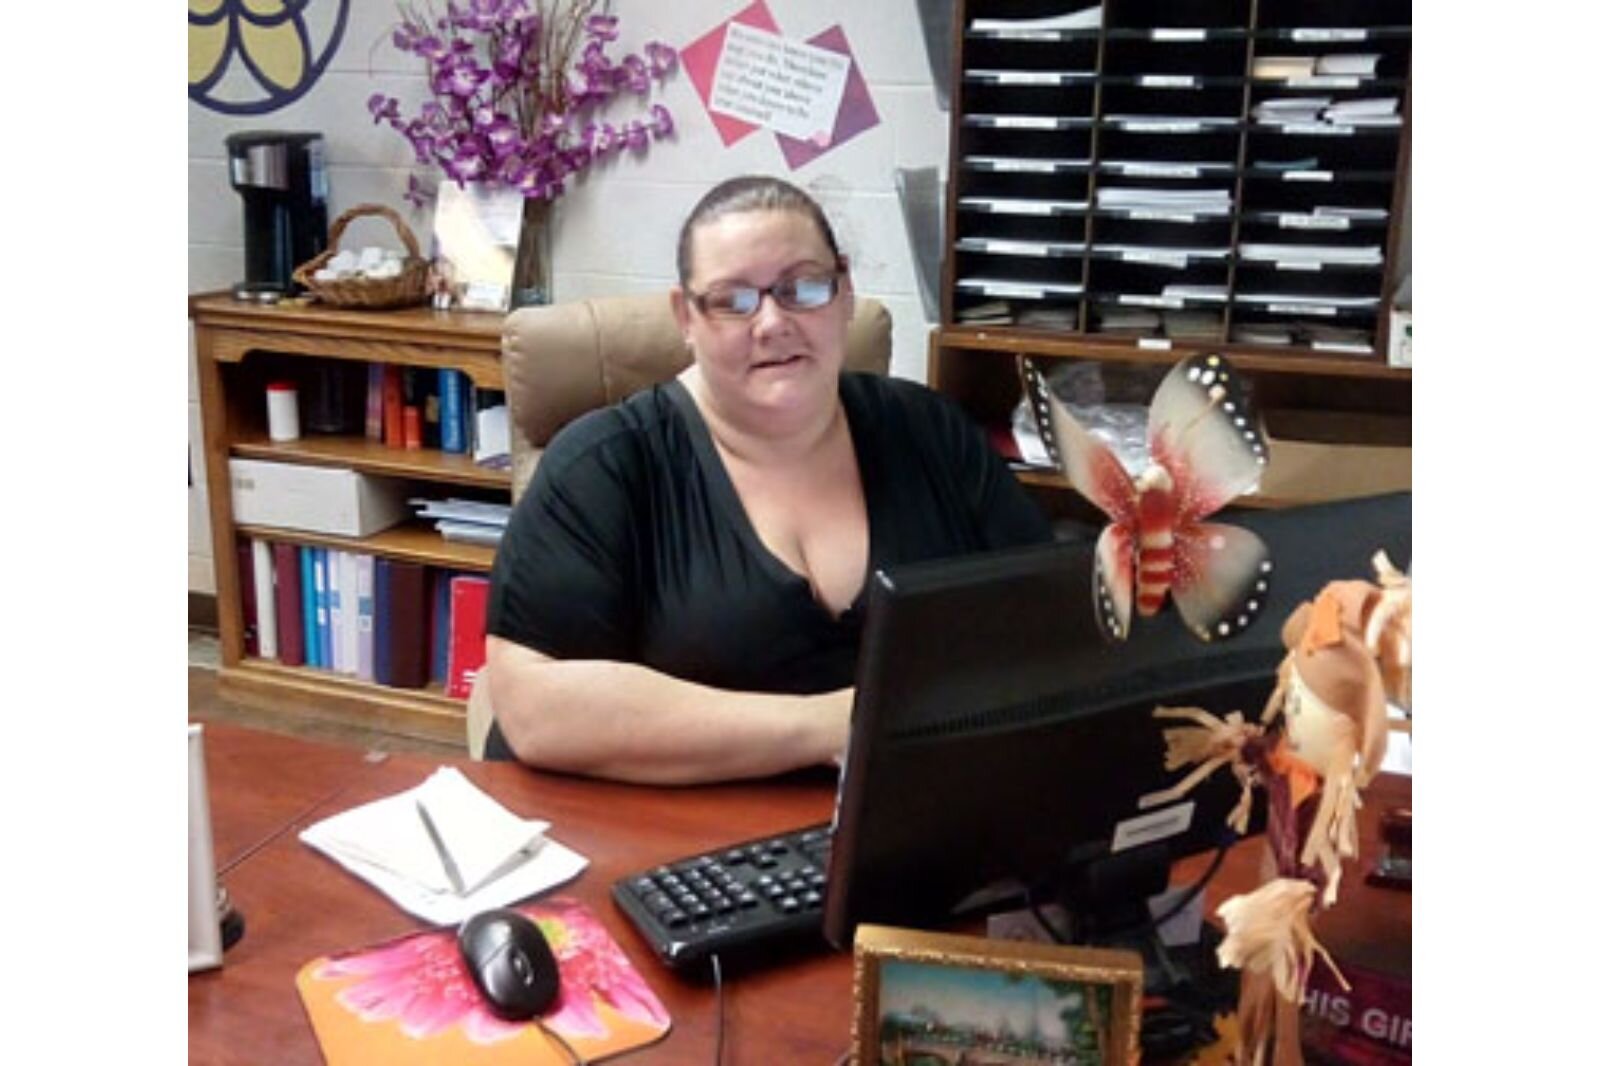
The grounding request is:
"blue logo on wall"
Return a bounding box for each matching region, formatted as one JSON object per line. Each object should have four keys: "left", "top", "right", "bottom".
{"left": 189, "top": 0, "right": 351, "bottom": 115}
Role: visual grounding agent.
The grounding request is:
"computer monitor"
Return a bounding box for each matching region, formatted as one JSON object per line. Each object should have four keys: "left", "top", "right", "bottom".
{"left": 822, "top": 492, "right": 1411, "bottom": 951}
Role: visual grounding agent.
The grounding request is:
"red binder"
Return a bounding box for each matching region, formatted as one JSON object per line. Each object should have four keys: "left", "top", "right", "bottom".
{"left": 446, "top": 575, "right": 491, "bottom": 699}
{"left": 272, "top": 541, "right": 305, "bottom": 666}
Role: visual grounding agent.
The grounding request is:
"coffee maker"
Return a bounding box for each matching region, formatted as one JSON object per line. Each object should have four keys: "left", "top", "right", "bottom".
{"left": 225, "top": 131, "right": 329, "bottom": 302}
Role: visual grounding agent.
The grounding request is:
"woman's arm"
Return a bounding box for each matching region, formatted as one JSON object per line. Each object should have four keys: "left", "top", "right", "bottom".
{"left": 486, "top": 635, "right": 853, "bottom": 785}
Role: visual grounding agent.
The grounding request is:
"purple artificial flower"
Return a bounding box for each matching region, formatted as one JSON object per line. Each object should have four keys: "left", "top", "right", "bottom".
{"left": 619, "top": 53, "right": 649, "bottom": 94}
{"left": 645, "top": 42, "right": 677, "bottom": 79}
{"left": 437, "top": 55, "right": 489, "bottom": 98}
{"left": 649, "top": 103, "right": 674, "bottom": 138}
{"left": 375, "top": 3, "right": 680, "bottom": 202}
{"left": 368, "top": 93, "right": 400, "bottom": 123}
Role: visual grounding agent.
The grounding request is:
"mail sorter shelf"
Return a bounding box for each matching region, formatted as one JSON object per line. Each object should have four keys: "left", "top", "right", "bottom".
{"left": 945, "top": 0, "right": 1409, "bottom": 357}
{"left": 192, "top": 292, "right": 510, "bottom": 740}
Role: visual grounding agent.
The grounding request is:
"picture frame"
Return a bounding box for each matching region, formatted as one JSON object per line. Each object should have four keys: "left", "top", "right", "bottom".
{"left": 852, "top": 924, "right": 1143, "bottom": 1066}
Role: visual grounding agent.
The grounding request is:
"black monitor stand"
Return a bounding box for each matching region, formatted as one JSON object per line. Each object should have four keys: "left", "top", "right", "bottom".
{"left": 1046, "top": 842, "right": 1241, "bottom": 1060}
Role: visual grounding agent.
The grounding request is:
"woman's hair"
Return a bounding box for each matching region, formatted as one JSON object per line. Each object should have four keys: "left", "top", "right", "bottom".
{"left": 675, "top": 175, "right": 843, "bottom": 286}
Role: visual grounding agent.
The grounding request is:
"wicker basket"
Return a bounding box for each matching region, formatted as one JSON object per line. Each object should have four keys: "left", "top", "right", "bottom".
{"left": 293, "top": 203, "right": 431, "bottom": 310}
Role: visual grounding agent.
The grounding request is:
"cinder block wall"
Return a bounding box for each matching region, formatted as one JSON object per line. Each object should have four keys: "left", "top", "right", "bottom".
{"left": 188, "top": 0, "right": 949, "bottom": 595}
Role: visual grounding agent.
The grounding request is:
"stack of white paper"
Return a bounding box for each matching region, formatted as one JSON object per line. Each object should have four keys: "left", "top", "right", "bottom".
{"left": 410, "top": 497, "right": 512, "bottom": 547}
{"left": 1239, "top": 242, "right": 1383, "bottom": 266}
{"left": 1096, "top": 187, "right": 1232, "bottom": 215}
{"left": 971, "top": 6, "right": 1102, "bottom": 32}
{"left": 1316, "top": 53, "right": 1380, "bottom": 76}
{"left": 1253, "top": 96, "right": 1334, "bottom": 123}
{"left": 1323, "top": 97, "right": 1401, "bottom": 127}
{"left": 301, "top": 767, "right": 589, "bottom": 924}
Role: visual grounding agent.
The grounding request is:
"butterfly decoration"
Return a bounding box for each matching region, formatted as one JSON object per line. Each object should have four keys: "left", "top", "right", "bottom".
{"left": 1022, "top": 353, "right": 1272, "bottom": 642}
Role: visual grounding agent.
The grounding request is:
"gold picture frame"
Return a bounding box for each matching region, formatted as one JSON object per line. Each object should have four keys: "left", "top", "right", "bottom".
{"left": 853, "top": 924, "right": 1143, "bottom": 1066}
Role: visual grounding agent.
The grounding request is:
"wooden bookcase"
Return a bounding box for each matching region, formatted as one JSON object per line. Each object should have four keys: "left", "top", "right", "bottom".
{"left": 191, "top": 293, "right": 509, "bottom": 743}
{"left": 933, "top": 0, "right": 1412, "bottom": 512}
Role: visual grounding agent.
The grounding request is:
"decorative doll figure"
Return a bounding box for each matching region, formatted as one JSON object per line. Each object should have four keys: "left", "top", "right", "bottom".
{"left": 1136, "top": 552, "right": 1412, "bottom": 1066}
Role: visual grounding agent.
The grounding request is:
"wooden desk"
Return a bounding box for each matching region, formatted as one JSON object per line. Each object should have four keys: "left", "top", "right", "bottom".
{"left": 189, "top": 723, "right": 1410, "bottom": 1064}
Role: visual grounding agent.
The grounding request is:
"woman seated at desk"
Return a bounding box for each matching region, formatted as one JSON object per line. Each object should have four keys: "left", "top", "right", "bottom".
{"left": 484, "top": 175, "right": 1053, "bottom": 784}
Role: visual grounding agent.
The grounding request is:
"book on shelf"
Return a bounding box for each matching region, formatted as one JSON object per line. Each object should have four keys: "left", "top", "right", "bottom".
{"left": 252, "top": 538, "right": 278, "bottom": 661}
{"left": 401, "top": 368, "right": 423, "bottom": 450}
{"left": 365, "top": 364, "right": 384, "bottom": 441}
{"left": 382, "top": 366, "right": 405, "bottom": 449}
{"left": 356, "top": 553, "right": 376, "bottom": 682}
{"left": 273, "top": 541, "right": 305, "bottom": 667}
{"left": 375, "top": 559, "right": 431, "bottom": 689}
{"left": 339, "top": 550, "right": 361, "bottom": 676}
{"left": 237, "top": 541, "right": 258, "bottom": 657}
{"left": 314, "top": 547, "right": 333, "bottom": 670}
{"left": 430, "top": 570, "right": 453, "bottom": 686}
{"left": 300, "top": 546, "right": 321, "bottom": 669}
{"left": 447, "top": 575, "right": 492, "bottom": 700}
{"left": 439, "top": 369, "right": 466, "bottom": 454}
{"left": 421, "top": 373, "right": 442, "bottom": 450}
{"left": 326, "top": 549, "right": 345, "bottom": 674}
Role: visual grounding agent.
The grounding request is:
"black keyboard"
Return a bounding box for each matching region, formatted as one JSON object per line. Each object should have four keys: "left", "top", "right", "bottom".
{"left": 612, "top": 824, "right": 833, "bottom": 968}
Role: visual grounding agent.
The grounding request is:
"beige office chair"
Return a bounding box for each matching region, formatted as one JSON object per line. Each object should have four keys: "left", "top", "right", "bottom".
{"left": 465, "top": 292, "right": 894, "bottom": 758}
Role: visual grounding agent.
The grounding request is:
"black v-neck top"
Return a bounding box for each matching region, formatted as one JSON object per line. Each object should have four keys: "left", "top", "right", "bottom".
{"left": 486, "top": 373, "right": 1052, "bottom": 697}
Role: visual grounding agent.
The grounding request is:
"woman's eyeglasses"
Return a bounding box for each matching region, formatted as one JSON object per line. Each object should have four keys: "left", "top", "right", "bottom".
{"left": 688, "top": 271, "right": 841, "bottom": 319}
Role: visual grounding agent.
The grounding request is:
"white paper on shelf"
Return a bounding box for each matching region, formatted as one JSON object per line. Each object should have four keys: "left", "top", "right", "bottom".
{"left": 970, "top": 6, "right": 1102, "bottom": 32}
{"left": 958, "top": 277, "right": 1083, "bottom": 298}
{"left": 1293, "top": 28, "right": 1368, "bottom": 44}
{"left": 967, "top": 69, "right": 1095, "bottom": 84}
{"left": 966, "top": 155, "right": 1090, "bottom": 173}
{"left": 958, "top": 238, "right": 1085, "bottom": 257}
{"left": 410, "top": 497, "right": 511, "bottom": 522}
{"left": 959, "top": 197, "right": 1088, "bottom": 214}
{"left": 1314, "top": 51, "right": 1379, "bottom": 73}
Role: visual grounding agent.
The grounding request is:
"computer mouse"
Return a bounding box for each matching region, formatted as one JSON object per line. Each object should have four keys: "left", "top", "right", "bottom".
{"left": 457, "top": 908, "right": 561, "bottom": 1020}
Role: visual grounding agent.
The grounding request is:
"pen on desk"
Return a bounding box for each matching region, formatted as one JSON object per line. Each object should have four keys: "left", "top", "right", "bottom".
{"left": 417, "top": 799, "right": 467, "bottom": 895}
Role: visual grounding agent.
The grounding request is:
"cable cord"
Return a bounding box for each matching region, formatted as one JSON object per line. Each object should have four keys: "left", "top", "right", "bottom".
{"left": 712, "top": 953, "right": 725, "bottom": 1066}
{"left": 1025, "top": 837, "right": 1236, "bottom": 947}
{"left": 535, "top": 1020, "right": 587, "bottom": 1065}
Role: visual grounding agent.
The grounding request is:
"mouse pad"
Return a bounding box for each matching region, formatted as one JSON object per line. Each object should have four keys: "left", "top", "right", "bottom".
{"left": 296, "top": 897, "right": 671, "bottom": 1065}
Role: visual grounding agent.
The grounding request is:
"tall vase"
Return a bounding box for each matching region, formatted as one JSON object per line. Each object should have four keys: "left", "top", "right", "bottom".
{"left": 509, "top": 196, "right": 553, "bottom": 309}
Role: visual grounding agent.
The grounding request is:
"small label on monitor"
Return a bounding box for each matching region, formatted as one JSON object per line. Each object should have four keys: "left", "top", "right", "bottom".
{"left": 1111, "top": 801, "right": 1195, "bottom": 853}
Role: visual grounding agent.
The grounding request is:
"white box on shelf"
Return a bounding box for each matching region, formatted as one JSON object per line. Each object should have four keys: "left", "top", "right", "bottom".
{"left": 229, "top": 459, "right": 408, "bottom": 538}
{"left": 1388, "top": 309, "right": 1412, "bottom": 368}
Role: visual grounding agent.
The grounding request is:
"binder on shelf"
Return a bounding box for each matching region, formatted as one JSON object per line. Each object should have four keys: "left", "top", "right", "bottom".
{"left": 447, "top": 575, "right": 492, "bottom": 700}
{"left": 429, "top": 570, "right": 452, "bottom": 686}
{"left": 299, "top": 545, "right": 321, "bottom": 669}
{"left": 384, "top": 560, "right": 432, "bottom": 690}
{"left": 338, "top": 549, "right": 360, "bottom": 676}
{"left": 326, "top": 548, "right": 345, "bottom": 674}
{"left": 313, "top": 547, "right": 333, "bottom": 671}
{"left": 356, "top": 552, "right": 376, "bottom": 683}
{"left": 439, "top": 369, "right": 466, "bottom": 454}
{"left": 373, "top": 557, "right": 393, "bottom": 686}
{"left": 237, "top": 541, "right": 258, "bottom": 657}
{"left": 251, "top": 538, "right": 278, "bottom": 661}
{"left": 273, "top": 541, "right": 305, "bottom": 667}
{"left": 382, "top": 366, "right": 405, "bottom": 449}
{"left": 365, "top": 364, "right": 385, "bottom": 441}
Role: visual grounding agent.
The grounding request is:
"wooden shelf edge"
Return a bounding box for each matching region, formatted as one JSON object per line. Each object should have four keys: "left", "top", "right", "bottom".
{"left": 938, "top": 327, "right": 1412, "bottom": 381}
{"left": 235, "top": 522, "right": 497, "bottom": 572}
{"left": 219, "top": 661, "right": 467, "bottom": 748}
{"left": 230, "top": 436, "right": 513, "bottom": 490}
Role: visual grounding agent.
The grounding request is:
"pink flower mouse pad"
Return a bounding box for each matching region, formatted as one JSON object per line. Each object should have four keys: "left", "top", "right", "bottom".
{"left": 296, "top": 897, "right": 671, "bottom": 1065}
